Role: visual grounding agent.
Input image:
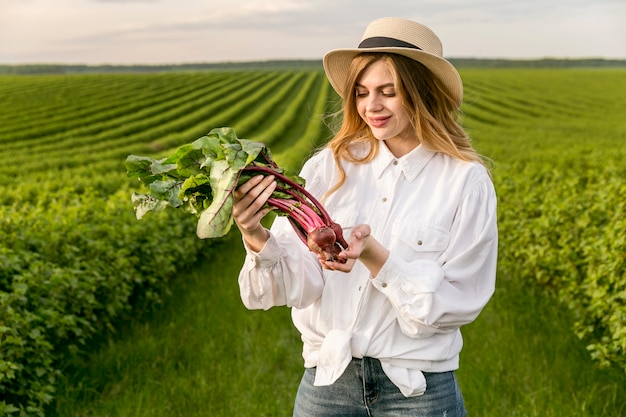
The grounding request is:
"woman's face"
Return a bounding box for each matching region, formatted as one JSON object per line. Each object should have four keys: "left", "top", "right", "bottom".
{"left": 354, "top": 59, "right": 419, "bottom": 156}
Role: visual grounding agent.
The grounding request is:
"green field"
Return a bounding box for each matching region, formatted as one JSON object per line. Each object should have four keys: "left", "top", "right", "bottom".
{"left": 1, "top": 68, "right": 625, "bottom": 416}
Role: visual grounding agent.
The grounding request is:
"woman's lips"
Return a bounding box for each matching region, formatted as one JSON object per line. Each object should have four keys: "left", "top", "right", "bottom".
{"left": 368, "top": 116, "right": 391, "bottom": 128}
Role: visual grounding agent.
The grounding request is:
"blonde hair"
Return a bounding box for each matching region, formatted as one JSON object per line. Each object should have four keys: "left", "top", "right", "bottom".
{"left": 323, "top": 53, "right": 486, "bottom": 199}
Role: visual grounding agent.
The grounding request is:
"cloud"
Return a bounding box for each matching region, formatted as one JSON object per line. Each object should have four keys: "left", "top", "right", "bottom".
{"left": 0, "top": 0, "right": 624, "bottom": 64}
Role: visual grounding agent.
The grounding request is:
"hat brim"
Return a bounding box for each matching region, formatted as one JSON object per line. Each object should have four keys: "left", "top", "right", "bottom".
{"left": 323, "top": 47, "right": 463, "bottom": 107}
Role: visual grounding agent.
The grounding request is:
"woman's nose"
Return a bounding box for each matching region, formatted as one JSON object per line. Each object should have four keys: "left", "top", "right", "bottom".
{"left": 365, "top": 93, "right": 383, "bottom": 112}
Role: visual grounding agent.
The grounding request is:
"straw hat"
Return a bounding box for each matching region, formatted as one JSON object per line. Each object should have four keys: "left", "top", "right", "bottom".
{"left": 323, "top": 17, "right": 463, "bottom": 107}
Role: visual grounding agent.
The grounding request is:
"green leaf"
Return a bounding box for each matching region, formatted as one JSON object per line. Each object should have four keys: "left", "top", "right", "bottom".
{"left": 125, "top": 155, "right": 177, "bottom": 184}
{"left": 211, "top": 126, "right": 239, "bottom": 144}
{"left": 149, "top": 179, "right": 183, "bottom": 208}
{"left": 222, "top": 138, "right": 265, "bottom": 171}
{"left": 131, "top": 193, "right": 170, "bottom": 219}
{"left": 2, "top": 404, "right": 20, "bottom": 414}
{"left": 125, "top": 155, "right": 153, "bottom": 178}
{"left": 162, "top": 139, "right": 217, "bottom": 177}
{"left": 150, "top": 158, "right": 178, "bottom": 176}
{"left": 194, "top": 133, "right": 226, "bottom": 169}
{"left": 126, "top": 127, "right": 296, "bottom": 241}
{"left": 179, "top": 174, "right": 212, "bottom": 214}
{"left": 196, "top": 160, "right": 239, "bottom": 239}
{"left": 175, "top": 147, "right": 207, "bottom": 177}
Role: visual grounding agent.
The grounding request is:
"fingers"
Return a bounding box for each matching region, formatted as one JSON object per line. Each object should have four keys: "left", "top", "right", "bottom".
{"left": 233, "top": 175, "right": 276, "bottom": 232}
{"left": 234, "top": 175, "right": 273, "bottom": 201}
{"left": 350, "top": 224, "right": 371, "bottom": 240}
{"left": 317, "top": 224, "right": 373, "bottom": 273}
{"left": 234, "top": 175, "right": 276, "bottom": 208}
{"left": 322, "top": 258, "right": 356, "bottom": 272}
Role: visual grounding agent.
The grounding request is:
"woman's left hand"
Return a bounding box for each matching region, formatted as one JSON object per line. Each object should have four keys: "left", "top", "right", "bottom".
{"left": 321, "top": 225, "right": 389, "bottom": 276}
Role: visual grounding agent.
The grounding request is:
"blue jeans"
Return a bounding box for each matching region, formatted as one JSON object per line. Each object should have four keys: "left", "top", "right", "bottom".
{"left": 293, "top": 357, "right": 466, "bottom": 417}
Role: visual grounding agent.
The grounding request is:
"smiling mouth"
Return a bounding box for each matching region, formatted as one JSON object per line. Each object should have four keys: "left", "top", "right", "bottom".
{"left": 368, "top": 116, "right": 390, "bottom": 128}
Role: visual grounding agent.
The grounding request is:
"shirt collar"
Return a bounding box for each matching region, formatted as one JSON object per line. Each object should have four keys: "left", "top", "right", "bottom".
{"left": 371, "top": 142, "right": 436, "bottom": 182}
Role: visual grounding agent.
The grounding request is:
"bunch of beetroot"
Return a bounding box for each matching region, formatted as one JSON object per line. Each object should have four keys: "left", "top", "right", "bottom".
{"left": 125, "top": 127, "right": 347, "bottom": 262}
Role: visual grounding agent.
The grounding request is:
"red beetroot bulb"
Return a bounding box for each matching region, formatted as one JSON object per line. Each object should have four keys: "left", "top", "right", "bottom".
{"left": 307, "top": 226, "right": 345, "bottom": 263}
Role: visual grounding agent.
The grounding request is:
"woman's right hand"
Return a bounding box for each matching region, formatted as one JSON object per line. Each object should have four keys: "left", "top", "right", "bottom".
{"left": 232, "top": 174, "right": 276, "bottom": 252}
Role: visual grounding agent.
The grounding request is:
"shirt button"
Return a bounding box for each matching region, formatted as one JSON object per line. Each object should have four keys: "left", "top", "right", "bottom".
{"left": 381, "top": 283, "right": 388, "bottom": 288}
{"left": 392, "top": 160, "right": 398, "bottom": 165}
{"left": 382, "top": 197, "right": 387, "bottom": 202}
{"left": 417, "top": 240, "right": 423, "bottom": 246}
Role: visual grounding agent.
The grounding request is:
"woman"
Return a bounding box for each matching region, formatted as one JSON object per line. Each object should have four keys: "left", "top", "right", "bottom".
{"left": 233, "top": 17, "right": 498, "bottom": 417}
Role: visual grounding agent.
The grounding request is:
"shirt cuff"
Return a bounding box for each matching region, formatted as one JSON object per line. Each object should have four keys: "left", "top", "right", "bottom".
{"left": 242, "top": 229, "right": 281, "bottom": 268}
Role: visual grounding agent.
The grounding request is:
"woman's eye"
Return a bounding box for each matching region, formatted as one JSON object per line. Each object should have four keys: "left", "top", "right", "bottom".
{"left": 354, "top": 89, "right": 394, "bottom": 98}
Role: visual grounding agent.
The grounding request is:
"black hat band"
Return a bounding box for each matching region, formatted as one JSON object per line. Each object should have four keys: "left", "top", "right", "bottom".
{"left": 358, "top": 36, "right": 422, "bottom": 50}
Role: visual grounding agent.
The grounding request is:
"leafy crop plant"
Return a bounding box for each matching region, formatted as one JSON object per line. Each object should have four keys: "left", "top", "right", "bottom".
{"left": 125, "top": 127, "right": 347, "bottom": 262}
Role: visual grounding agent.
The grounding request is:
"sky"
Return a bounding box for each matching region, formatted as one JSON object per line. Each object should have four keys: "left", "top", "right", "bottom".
{"left": 1, "top": 0, "right": 625, "bottom": 65}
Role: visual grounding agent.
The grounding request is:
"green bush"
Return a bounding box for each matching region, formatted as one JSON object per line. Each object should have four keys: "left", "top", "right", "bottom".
{"left": 0, "top": 185, "right": 208, "bottom": 416}
{"left": 496, "top": 160, "right": 626, "bottom": 372}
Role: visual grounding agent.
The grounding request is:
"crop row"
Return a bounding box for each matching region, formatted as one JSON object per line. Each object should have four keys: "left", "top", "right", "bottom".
{"left": 0, "top": 71, "right": 331, "bottom": 186}
{"left": 461, "top": 69, "right": 620, "bottom": 127}
{"left": 0, "top": 72, "right": 266, "bottom": 160}
{"left": 11, "top": 68, "right": 597, "bottom": 177}
{"left": 0, "top": 74, "right": 195, "bottom": 139}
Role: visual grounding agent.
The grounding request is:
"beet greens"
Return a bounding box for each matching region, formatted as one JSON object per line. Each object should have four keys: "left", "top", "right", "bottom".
{"left": 125, "top": 127, "right": 347, "bottom": 261}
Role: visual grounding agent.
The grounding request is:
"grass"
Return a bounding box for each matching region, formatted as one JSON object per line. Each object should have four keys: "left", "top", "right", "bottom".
{"left": 53, "top": 231, "right": 303, "bottom": 417}
{"left": 52, "top": 230, "right": 626, "bottom": 417}
{"left": 458, "top": 270, "right": 625, "bottom": 416}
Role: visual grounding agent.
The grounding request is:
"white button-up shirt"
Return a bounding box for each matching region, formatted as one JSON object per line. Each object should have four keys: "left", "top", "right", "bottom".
{"left": 238, "top": 142, "right": 498, "bottom": 397}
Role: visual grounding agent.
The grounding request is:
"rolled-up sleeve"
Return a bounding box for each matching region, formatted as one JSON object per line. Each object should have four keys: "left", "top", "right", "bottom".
{"left": 238, "top": 217, "right": 326, "bottom": 310}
